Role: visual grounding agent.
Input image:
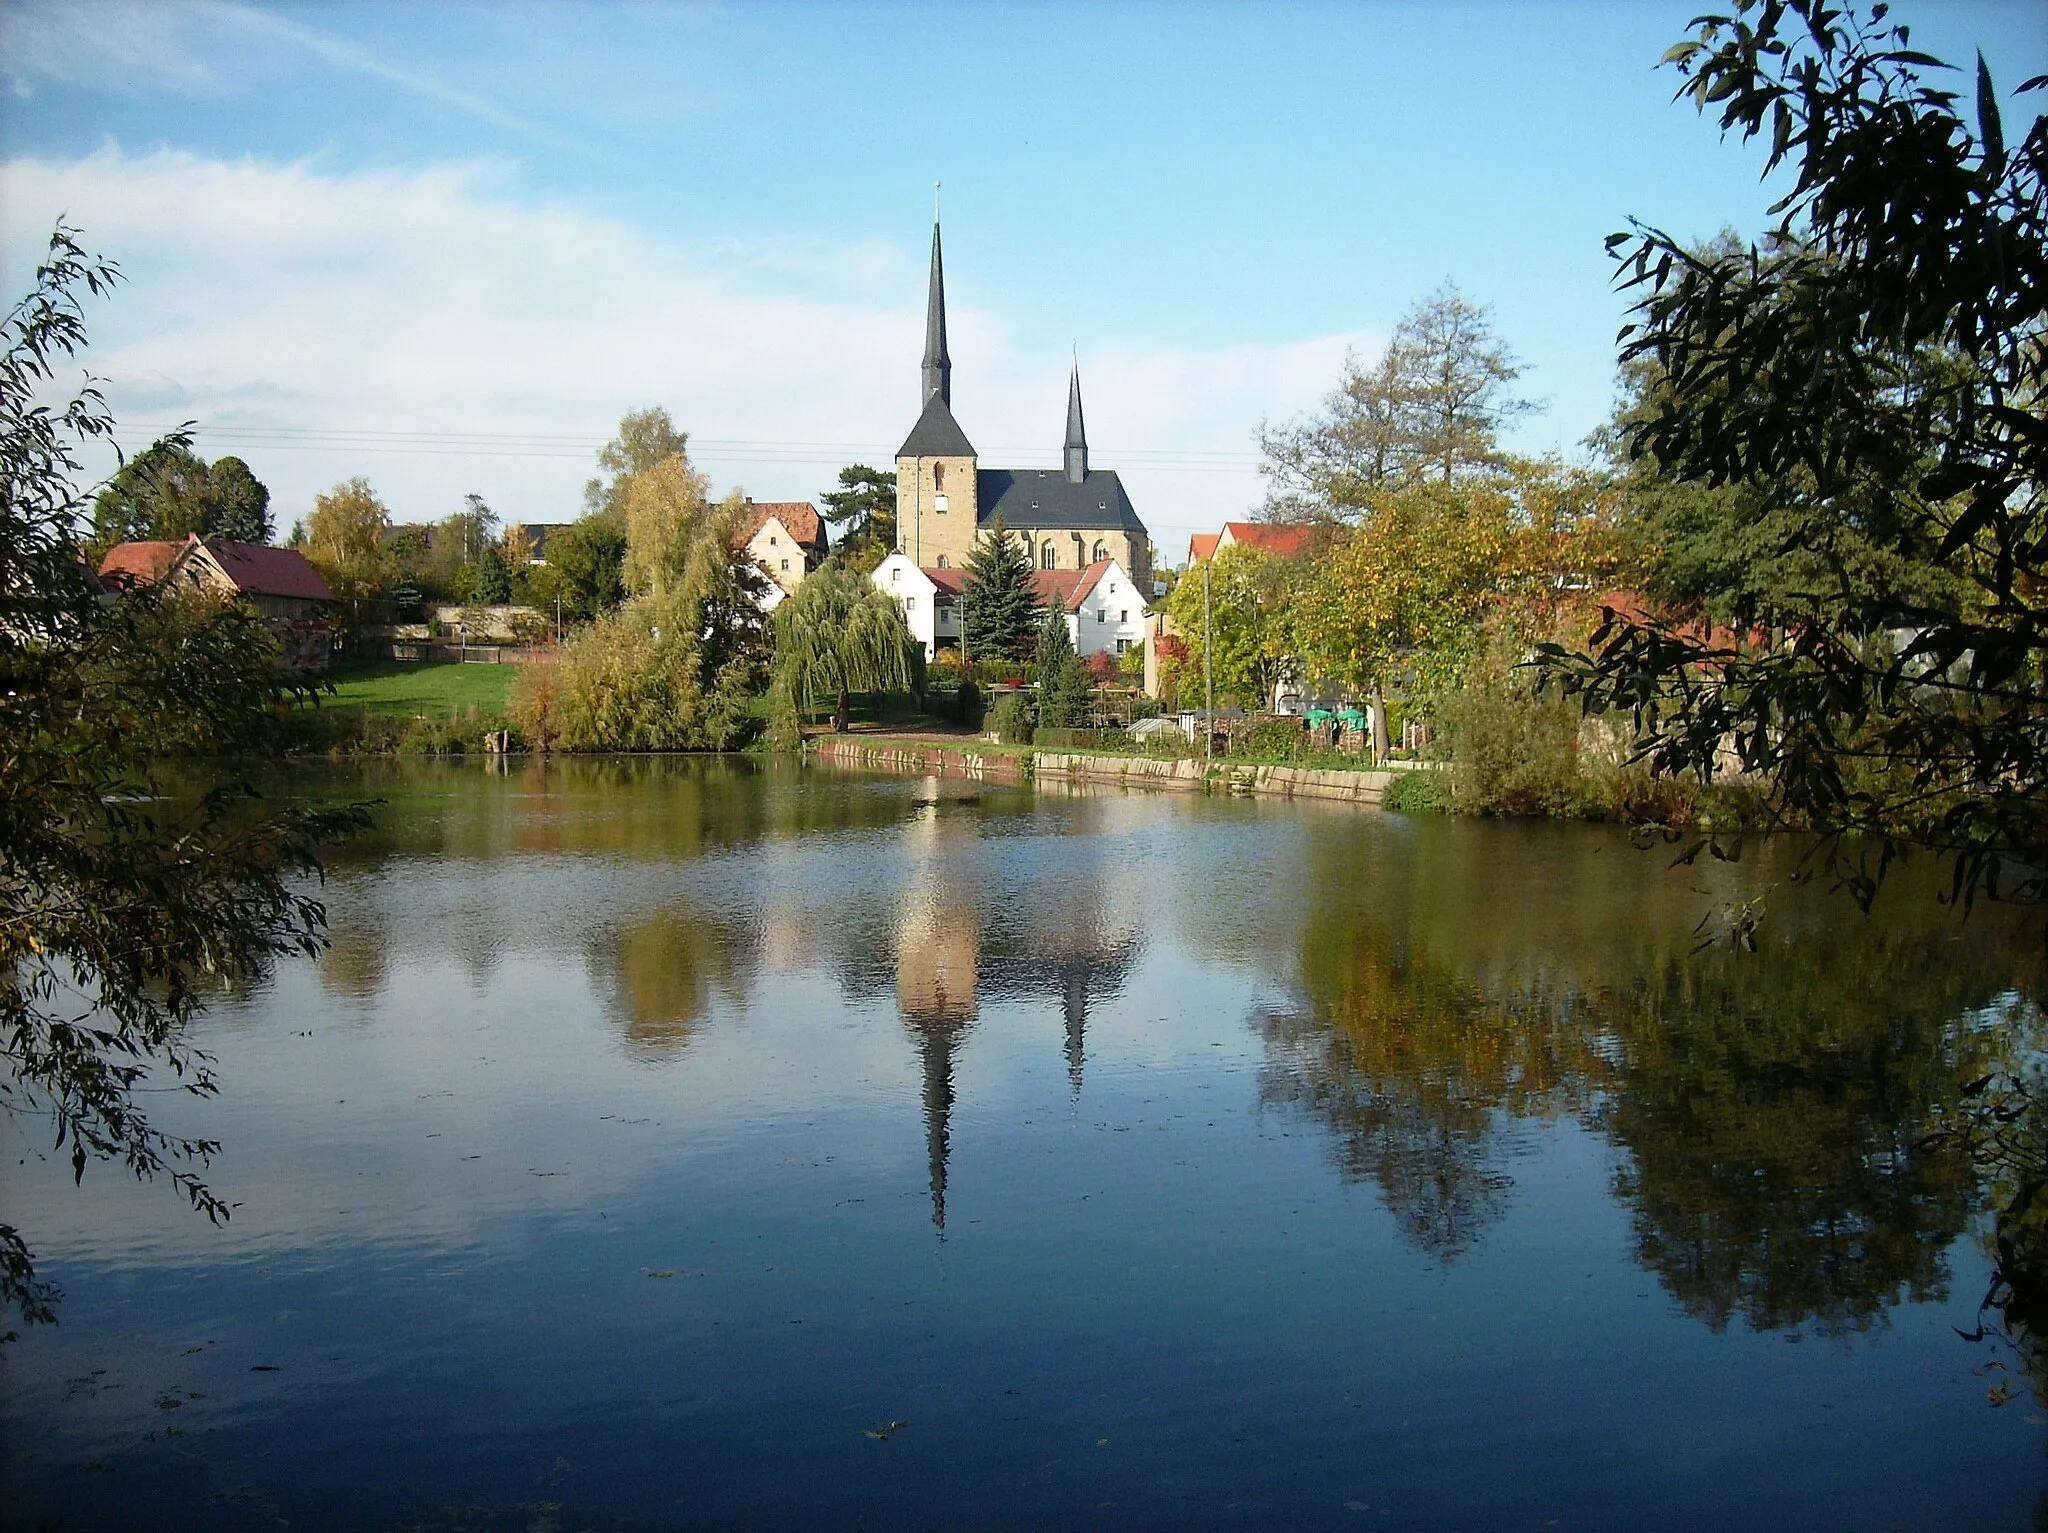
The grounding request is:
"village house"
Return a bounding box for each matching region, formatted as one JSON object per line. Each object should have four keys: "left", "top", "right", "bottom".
{"left": 737, "top": 499, "right": 830, "bottom": 608}
{"left": 97, "top": 534, "right": 337, "bottom": 671}
{"left": 1186, "top": 520, "right": 1318, "bottom": 564}
{"left": 874, "top": 551, "right": 1145, "bottom": 663}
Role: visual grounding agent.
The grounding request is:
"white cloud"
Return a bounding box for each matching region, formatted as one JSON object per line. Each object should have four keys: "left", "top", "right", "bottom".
{"left": 0, "top": 146, "right": 1364, "bottom": 549}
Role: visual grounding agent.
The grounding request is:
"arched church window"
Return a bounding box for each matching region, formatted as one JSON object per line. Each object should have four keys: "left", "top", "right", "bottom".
{"left": 1092, "top": 540, "right": 1107, "bottom": 563}
{"left": 933, "top": 464, "right": 945, "bottom": 491}
{"left": 1041, "top": 542, "right": 1057, "bottom": 570}
{"left": 936, "top": 555, "right": 948, "bottom": 569}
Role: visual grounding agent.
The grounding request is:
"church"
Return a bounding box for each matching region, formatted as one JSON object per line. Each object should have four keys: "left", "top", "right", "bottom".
{"left": 891, "top": 221, "right": 1153, "bottom": 616}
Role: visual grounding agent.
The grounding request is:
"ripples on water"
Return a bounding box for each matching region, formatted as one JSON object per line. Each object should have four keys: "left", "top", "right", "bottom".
{"left": 3, "top": 756, "right": 2045, "bottom": 1530}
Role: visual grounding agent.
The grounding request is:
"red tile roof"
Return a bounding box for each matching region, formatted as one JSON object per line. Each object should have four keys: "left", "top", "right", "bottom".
{"left": 1221, "top": 521, "right": 1317, "bottom": 557}
{"left": 97, "top": 540, "right": 189, "bottom": 590}
{"left": 1595, "top": 590, "right": 1749, "bottom": 651}
{"left": 918, "top": 560, "right": 1120, "bottom": 611}
{"left": 1067, "top": 559, "right": 1116, "bottom": 609}
{"left": 204, "top": 540, "right": 335, "bottom": 602}
{"left": 1187, "top": 533, "right": 1220, "bottom": 564}
{"left": 740, "top": 500, "right": 827, "bottom": 550}
{"left": 1033, "top": 568, "right": 1087, "bottom": 610}
{"left": 98, "top": 536, "right": 334, "bottom": 602}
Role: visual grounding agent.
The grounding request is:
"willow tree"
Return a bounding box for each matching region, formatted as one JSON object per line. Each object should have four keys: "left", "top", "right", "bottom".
{"left": 769, "top": 565, "right": 921, "bottom": 740}
{"left": 2, "top": 228, "right": 365, "bottom": 1327}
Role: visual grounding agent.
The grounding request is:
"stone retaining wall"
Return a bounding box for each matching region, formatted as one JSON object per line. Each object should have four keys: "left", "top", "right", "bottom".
{"left": 813, "top": 738, "right": 1401, "bottom": 806}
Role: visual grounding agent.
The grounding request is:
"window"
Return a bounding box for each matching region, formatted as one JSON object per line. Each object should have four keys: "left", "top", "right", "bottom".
{"left": 1041, "top": 543, "right": 1057, "bottom": 570}
{"left": 934, "top": 494, "right": 948, "bottom": 512}
{"left": 769, "top": 534, "right": 778, "bottom": 546}
{"left": 1097, "top": 609, "right": 1106, "bottom": 624}
{"left": 905, "top": 596, "right": 915, "bottom": 611}
{"left": 1117, "top": 638, "right": 1132, "bottom": 654}
{"left": 890, "top": 567, "right": 900, "bottom": 583}
{"left": 936, "top": 554, "right": 948, "bottom": 569}
{"left": 780, "top": 559, "right": 790, "bottom": 572}
{"left": 934, "top": 464, "right": 945, "bottom": 491}
{"left": 1092, "top": 540, "right": 1107, "bottom": 562}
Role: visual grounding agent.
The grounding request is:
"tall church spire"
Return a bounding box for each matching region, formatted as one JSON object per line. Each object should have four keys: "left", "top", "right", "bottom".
{"left": 922, "top": 220, "right": 951, "bottom": 408}
{"left": 1063, "top": 359, "right": 1088, "bottom": 483}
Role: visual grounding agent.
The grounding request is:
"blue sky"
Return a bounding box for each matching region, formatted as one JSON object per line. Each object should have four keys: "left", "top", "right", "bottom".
{"left": 3, "top": 0, "right": 2043, "bottom": 554}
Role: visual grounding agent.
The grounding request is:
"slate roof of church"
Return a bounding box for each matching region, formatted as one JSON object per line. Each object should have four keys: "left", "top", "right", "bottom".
{"left": 896, "top": 395, "right": 978, "bottom": 459}
{"left": 977, "top": 468, "right": 1145, "bottom": 534}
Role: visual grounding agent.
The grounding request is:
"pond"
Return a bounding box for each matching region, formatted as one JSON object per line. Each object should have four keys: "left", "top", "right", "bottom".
{"left": 4, "top": 756, "right": 2045, "bottom": 1530}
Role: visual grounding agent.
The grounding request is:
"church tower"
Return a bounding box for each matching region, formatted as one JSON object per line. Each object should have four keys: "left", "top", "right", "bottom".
{"left": 894, "top": 220, "right": 980, "bottom": 572}
{"left": 1064, "top": 362, "right": 1088, "bottom": 483}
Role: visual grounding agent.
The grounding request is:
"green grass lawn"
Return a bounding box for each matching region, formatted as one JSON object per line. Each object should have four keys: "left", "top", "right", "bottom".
{"left": 321, "top": 660, "right": 521, "bottom": 719}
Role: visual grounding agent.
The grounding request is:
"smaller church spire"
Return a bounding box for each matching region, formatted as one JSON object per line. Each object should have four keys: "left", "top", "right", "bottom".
{"left": 1063, "top": 359, "right": 1088, "bottom": 483}
{"left": 922, "top": 219, "right": 951, "bottom": 409}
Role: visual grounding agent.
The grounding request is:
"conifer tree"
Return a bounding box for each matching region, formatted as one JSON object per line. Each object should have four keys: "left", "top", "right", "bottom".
{"left": 1035, "top": 606, "right": 1092, "bottom": 729}
{"left": 960, "top": 514, "right": 1041, "bottom": 664}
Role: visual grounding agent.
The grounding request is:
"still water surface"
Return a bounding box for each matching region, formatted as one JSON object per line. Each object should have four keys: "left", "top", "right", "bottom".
{"left": 4, "top": 757, "right": 2046, "bottom": 1529}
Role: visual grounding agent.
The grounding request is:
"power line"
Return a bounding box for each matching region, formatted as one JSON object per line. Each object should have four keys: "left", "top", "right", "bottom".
{"left": 105, "top": 422, "right": 1269, "bottom": 474}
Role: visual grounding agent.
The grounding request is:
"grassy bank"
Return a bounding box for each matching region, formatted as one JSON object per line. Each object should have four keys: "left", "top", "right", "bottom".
{"left": 323, "top": 659, "right": 523, "bottom": 718}
{"left": 288, "top": 659, "right": 523, "bottom": 755}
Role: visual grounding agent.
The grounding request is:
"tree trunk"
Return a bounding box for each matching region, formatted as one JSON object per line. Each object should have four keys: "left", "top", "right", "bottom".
{"left": 835, "top": 685, "right": 851, "bottom": 733}
{"left": 1370, "top": 688, "right": 1390, "bottom": 765}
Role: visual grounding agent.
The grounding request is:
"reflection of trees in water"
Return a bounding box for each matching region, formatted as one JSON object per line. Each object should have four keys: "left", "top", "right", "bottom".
{"left": 588, "top": 908, "right": 759, "bottom": 1061}
{"left": 317, "top": 917, "right": 390, "bottom": 1001}
{"left": 315, "top": 754, "right": 912, "bottom": 870}
{"left": 1256, "top": 816, "right": 2044, "bottom": 1333}
{"left": 1598, "top": 932, "right": 2013, "bottom": 1337}
{"left": 1256, "top": 941, "right": 1609, "bottom": 1262}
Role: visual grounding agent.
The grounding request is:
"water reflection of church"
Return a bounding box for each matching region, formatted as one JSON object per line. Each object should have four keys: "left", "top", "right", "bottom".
{"left": 891, "top": 792, "right": 1139, "bottom": 1232}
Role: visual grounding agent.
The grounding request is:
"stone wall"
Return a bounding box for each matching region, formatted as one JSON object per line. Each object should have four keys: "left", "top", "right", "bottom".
{"left": 812, "top": 738, "right": 1398, "bottom": 806}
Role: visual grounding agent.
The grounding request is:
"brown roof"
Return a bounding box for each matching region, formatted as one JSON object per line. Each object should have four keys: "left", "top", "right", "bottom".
{"left": 919, "top": 560, "right": 1119, "bottom": 612}
{"left": 1067, "top": 559, "right": 1116, "bottom": 610}
{"left": 740, "top": 500, "right": 827, "bottom": 550}
{"left": 204, "top": 540, "right": 335, "bottom": 602}
{"left": 1595, "top": 590, "right": 1750, "bottom": 651}
{"left": 97, "top": 540, "right": 189, "bottom": 591}
{"left": 98, "top": 536, "right": 334, "bottom": 602}
{"left": 1221, "top": 521, "right": 1316, "bottom": 557}
{"left": 1033, "top": 568, "right": 1089, "bottom": 610}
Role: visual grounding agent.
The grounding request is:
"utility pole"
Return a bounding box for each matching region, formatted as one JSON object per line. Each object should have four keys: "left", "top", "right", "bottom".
{"left": 1203, "top": 557, "right": 1213, "bottom": 761}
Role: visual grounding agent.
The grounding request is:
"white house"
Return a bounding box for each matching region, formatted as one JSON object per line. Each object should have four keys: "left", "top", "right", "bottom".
{"left": 1052, "top": 559, "right": 1145, "bottom": 661}
{"left": 872, "top": 551, "right": 1144, "bottom": 663}
{"left": 871, "top": 551, "right": 958, "bottom": 659}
